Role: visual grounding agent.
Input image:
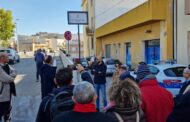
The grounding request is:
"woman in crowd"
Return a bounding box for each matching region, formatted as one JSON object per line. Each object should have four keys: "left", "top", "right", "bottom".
{"left": 106, "top": 78, "right": 145, "bottom": 122}
{"left": 40, "top": 55, "right": 57, "bottom": 99}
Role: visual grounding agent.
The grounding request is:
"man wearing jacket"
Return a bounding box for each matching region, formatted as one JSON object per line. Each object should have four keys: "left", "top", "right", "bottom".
{"left": 36, "top": 66, "right": 94, "bottom": 122}
{"left": 92, "top": 56, "right": 107, "bottom": 111}
{"left": 137, "top": 62, "right": 174, "bottom": 122}
{"left": 0, "top": 52, "right": 17, "bottom": 122}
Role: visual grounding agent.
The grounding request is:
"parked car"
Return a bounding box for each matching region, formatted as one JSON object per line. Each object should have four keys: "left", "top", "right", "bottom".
{"left": 73, "top": 58, "right": 89, "bottom": 70}
{"left": 0, "top": 48, "right": 20, "bottom": 64}
{"left": 131, "top": 64, "right": 186, "bottom": 96}
{"left": 103, "top": 58, "right": 118, "bottom": 76}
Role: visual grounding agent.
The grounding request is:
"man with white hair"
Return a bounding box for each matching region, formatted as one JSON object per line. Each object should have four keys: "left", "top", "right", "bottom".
{"left": 0, "top": 52, "right": 17, "bottom": 122}
{"left": 53, "top": 82, "right": 115, "bottom": 122}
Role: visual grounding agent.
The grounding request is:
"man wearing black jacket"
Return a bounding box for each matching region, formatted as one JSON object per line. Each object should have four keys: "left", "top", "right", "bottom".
{"left": 167, "top": 91, "right": 190, "bottom": 122}
{"left": 36, "top": 66, "right": 94, "bottom": 122}
{"left": 92, "top": 56, "right": 107, "bottom": 111}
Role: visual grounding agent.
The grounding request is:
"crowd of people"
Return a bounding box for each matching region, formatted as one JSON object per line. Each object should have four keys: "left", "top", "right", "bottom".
{"left": 1, "top": 49, "right": 190, "bottom": 122}
{"left": 35, "top": 52, "right": 190, "bottom": 122}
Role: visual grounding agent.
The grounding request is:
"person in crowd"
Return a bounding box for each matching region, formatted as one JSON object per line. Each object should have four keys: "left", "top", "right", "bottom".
{"left": 106, "top": 79, "right": 145, "bottom": 122}
{"left": 119, "top": 65, "right": 135, "bottom": 81}
{"left": 76, "top": 64, "right": 94, "bottom": 85}
{"left": 167, "top": 91, "right": 190, "bottom": 122}
{"left": 53, "top": 82, "right": 116, "bottom": 122}
{"left": 0, "top": 52, "right": 17, "bottom": 122}
{"left": 137, "top": 62, "right": 174, "bottom": 122}
{"left": 40, "top": 55, "right": 57, "bottom": 99}
{"left": 92, "top": 55, "right": 107, "bottom": 111}
{"left": 104, "top": 67, "right": 136, "bottom": 112}
{"left": 35, "top": 49, "right": 45, "bottom": 82}
{"left": 112, "top": 63, "right": 122, "bottom": 85}
{"left": 36, "top": 66, "right": 93, "bottom": 122}
{"left": 36, "top": 68, "right": 74, "bottom": 122}
{"left": 174, "top": 65, "right": 190, "bottom": 104}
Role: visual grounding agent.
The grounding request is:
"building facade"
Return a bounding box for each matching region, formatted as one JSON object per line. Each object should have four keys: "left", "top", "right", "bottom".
{"left": 175, "top": 0, "right": 190, "bottom": 64}
{"left": 96, "top": 0, "right": 174, "bottom": 67}
{"left": 82, "top": 0, "right": 96, "bottom": 57}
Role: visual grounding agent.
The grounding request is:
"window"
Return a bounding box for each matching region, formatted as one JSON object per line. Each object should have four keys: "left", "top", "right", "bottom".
{"left": 164, "top": 67, "right": 186, "bottom": 77}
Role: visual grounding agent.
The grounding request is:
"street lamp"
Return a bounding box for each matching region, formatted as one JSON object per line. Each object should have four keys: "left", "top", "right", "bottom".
{"left": 15, "top": 18, "right": 19, "bottom": 52}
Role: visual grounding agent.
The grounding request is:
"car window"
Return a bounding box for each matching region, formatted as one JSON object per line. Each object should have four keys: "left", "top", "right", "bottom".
{"left": 164, "top": 67, "right": 186, "bottom": 77}
{"left": 149, "top": 66, "right": 159, "bottom": 75}
{"left": 0, "top": 50, "right": 10, "bottom": 53}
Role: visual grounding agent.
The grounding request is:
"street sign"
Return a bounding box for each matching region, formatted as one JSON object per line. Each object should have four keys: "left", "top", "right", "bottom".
{"left": 68, "top": 11, "right": 88, "bottom": 25}
{"left": 64, "top": 31, "right": 72, "bottom": 41}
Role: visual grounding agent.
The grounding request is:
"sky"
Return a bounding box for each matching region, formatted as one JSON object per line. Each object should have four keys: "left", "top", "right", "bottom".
{"left": 0, "top": 0, "right": 82, "bottom": 35}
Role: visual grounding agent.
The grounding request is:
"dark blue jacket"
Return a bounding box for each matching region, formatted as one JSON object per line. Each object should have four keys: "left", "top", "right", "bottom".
{"left": 81, "top": 71, "right": 94, "bottom": 85}
{"left": 174, "top": 80, "right": 190, "bottom": 104}
{"left": 40, "top": 64, "right": 57, "bottom": 99}
{"left": 167, "top": 91, "right": 190, "bottom": 122}
{"left": 36, "top": 85, "right": 74, "bottom": 122}
{"left": 36, "top": 72, "right": 93, "bottom": 122}
{"left": 93, "top": 62, "right": 107, "bottom": 84}
{"left": 35, "top": 52, "right": 44, "bottom": 64}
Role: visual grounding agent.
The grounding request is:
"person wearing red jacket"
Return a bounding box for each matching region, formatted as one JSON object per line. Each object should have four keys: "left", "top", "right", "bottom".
{"left": 136, "top": 62, "right": 174, "bottom": 122}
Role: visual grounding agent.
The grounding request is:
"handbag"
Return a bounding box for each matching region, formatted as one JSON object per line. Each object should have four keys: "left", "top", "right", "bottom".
{"left": 114, "top": 111, "right": 140, "bottom": 122}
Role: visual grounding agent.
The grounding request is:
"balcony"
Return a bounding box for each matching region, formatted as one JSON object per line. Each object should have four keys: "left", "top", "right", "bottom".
{"left": 86, "top": 26, "right": 94, "bottom": 36}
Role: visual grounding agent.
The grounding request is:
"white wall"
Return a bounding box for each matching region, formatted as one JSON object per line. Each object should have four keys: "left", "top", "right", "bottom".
{"left": 95, "top": 0, "right": 148, "bottom": 28}
{"left": 177, "top": 0, "right": 190, "bottom": 64}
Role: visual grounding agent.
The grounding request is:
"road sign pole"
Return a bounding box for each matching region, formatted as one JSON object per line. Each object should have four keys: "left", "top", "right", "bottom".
{"left": 78, "top": 24, "right": 81, "bottom": 61}
{"left": 68, "top": 40, "right": 70, "bottom": 55}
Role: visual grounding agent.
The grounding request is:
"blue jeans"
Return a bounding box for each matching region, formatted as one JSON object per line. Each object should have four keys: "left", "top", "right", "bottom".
{"left": 95, "top": 84, "right": 107, "bottom": 109}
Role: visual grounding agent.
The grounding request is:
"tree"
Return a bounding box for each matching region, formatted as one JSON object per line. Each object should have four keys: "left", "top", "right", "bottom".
{"left": 0, "top": 9, "right": 15, "bottom": 47}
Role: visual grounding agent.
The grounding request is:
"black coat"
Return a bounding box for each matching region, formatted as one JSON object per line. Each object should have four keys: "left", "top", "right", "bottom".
{"left": 93, "top": 62, "right": 107, "bottom": 84}
{"left": 81, "top": 71, "right": 94, "bottom": 85}
{"left": 36, "top": 85, "right": 74, "bottom": 122}
{"left": 53, "top": 111, "right": 116, "bottom": 122}
{"left": 40, "top": 64, "right": 57, "bottom": 98}
{"left": 106, "top": 106, "right": 145, "bottom": 122}
{"left": 167, "top": 91, "right": 190, "bottom": 122}
{"left": 174, "top": 80, "right": 190, "bottom": 105}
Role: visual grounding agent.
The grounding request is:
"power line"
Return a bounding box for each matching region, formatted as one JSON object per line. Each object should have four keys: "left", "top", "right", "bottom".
{"left": 95, "top": 0, "right": 125, "bottom": 17}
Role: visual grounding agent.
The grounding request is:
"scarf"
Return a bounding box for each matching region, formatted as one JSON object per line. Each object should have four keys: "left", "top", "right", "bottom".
{"left": 74, "top": 103, "right": 97, "bottom": 113}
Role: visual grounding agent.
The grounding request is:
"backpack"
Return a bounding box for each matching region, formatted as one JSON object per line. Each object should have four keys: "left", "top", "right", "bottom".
{"left": 44, "top": 91, "right": 74, "bottom": 120}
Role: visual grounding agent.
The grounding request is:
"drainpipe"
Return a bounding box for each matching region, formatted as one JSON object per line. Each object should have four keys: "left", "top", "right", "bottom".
{"left": 173, "top": 0, "right": 178, "bottom": 62}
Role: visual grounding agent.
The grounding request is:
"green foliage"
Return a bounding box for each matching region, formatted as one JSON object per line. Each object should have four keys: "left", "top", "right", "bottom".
{"left": 1, "top": 40, "right": 10, "bottom": 47}
{"left": 0, "top": 9, "right": 15, "bottom": 47}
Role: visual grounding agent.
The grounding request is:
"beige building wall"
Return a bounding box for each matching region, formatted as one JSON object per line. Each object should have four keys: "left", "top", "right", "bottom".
{"left": 177, "top": 0, "right": 190, "bottom": 64}
{"left": 82, "top": 0, "right": 95, "bottom": 57}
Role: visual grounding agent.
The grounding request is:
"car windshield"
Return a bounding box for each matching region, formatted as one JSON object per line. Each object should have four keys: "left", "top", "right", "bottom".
{"left": 164, "top": 67, "right": 186, "bottom": 77}
{"left": 0, "top": 50, "right": 10, "bottom": 53}
{"left": 107, "top": 60, "right": 115, "bottom": 65}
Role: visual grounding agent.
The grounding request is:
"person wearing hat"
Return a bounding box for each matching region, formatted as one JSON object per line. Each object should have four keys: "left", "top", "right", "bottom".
{"left": 137, "top": 62, "right": 174, "bottom": 122}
